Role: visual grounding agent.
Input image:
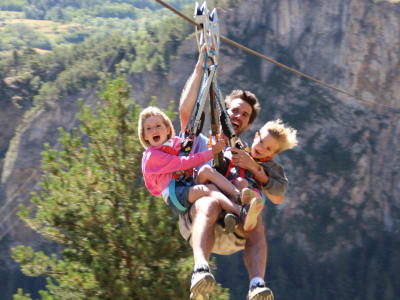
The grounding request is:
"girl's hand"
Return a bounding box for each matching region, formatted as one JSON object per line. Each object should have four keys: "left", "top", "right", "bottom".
{"left": 211, "top": 138, "right": 226, "bottom": 154}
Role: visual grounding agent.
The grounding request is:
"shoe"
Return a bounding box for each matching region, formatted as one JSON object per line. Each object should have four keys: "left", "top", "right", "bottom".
{"left": 241, "top": 187, "right": 257, "bottom": 205}
{"left": 190, "top": 265, "right": 216, "bottom": 299}
{"left": 240, "top": 196, "right": 263, "bottom": 232}
{"left": 247, "top": 282, "right": 274, "bottom": 300}
{"left": 224, "top": 213, "right": 238, "bottom": 233}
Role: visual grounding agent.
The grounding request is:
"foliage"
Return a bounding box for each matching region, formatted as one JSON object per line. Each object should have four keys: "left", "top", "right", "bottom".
{"left": 0, "top": 0, "right": 27, "bottom": 11}
{"left": 0, "top": 24, "right": 52, "bottom": 51}
{"left": 11, "top": 75, "right": 229, "bottom": 299}
{"left": 21, "top": 0, "right": 192, "bottom": 21}
{"left": 0, "top": 7, "right": 195, "bottom": 106}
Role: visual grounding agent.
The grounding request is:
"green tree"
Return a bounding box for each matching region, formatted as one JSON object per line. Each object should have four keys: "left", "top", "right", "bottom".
{"left": 12, "top": 76, "right": 229, "bottom": 299}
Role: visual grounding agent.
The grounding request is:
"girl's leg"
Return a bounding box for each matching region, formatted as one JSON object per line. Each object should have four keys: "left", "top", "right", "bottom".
{"left": 188, "top": 184, "right": 242, "bottom": 216}
{"left": 196, "top": 165, "right": 240, "bottom": 201}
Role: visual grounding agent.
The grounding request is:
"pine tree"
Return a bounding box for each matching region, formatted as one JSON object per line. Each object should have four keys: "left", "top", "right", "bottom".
{"left": 12, "top": 75, "right": 229, "bottom": 299}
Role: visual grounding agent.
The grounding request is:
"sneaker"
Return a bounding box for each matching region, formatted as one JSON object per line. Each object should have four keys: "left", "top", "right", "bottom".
{"left": 224, "top": 213, "right": 238, "bottom": 233}
{"left": 241, "top": 187, "right": 257, "bottom": 205}
{"left": 247, "top": 282, "right": 274, "bottom": 300}
{"left": 240, "top": 196, "right": 263, "bottom": 232}
{"left": 190, "top": 265, "right": 216, "bottom": 299}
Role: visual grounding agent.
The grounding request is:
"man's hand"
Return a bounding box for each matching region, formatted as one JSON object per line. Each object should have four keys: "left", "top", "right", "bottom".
{"left": 211, "top": 138, "right": 226, "bottom": 154}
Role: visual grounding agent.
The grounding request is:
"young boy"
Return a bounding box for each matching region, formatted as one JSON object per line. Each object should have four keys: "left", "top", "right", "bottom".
{"left": 217, "top": 119, "right": 298, "bottom": 232}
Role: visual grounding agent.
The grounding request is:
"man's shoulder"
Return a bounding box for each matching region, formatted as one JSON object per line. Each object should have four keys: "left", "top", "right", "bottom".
{"left": 192, "top": 133, "right": 208, "bottom": 151}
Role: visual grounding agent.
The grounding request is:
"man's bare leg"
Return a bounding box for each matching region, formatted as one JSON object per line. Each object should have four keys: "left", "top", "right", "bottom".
{"left": 243, "top": 216, "right": 267, "bottom": 279}
{"left": 189, "top": 196, "right": 221, "bottom": 299}
{"left": 241, "top": 216, "right": 274, "bottom": 299}
{"left": 190, "top": 196, "right": 222, "bottom": 264}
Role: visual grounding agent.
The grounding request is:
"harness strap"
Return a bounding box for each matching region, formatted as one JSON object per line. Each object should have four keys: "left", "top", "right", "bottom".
{"left": 160, "top": 145, "right": 180, "bottom": 156}
{"left": 225, "top": 159, "right": 244, "bottom": 178}
{"left": 224, "top": 155, "right": 271, "bottom": 204}
{"left": 168, "top": 179, "right": 187, "bottom": 212}
{"left": 160, "top": 143, "right": 194, "bottom": 212}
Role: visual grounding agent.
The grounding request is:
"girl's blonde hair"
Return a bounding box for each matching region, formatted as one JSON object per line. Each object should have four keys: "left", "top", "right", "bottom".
{"left": 260, "top": 119, "right": 298, "bottom": 154}
{"left": 138, "top": 106, "right": 175, "bottom": 149}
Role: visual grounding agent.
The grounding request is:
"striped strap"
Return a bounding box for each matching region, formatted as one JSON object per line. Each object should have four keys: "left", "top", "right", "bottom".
{"left": 168, "top": 179, "right": 187, "bottom": 212}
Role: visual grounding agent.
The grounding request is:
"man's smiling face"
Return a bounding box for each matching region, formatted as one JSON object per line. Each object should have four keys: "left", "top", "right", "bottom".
{"left": 227, "top": 98, "right": 252, "bottom": 135}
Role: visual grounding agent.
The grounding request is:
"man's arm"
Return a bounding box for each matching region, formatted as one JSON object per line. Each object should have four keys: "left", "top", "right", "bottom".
{"left": 179, "top": 50, "right": 206, "bottom": 132}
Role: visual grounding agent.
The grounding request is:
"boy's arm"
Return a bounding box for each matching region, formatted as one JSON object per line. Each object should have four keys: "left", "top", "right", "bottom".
{"left": 179, "top": 50, "right": 205, "bottom": 132}
{"left": 247, "top": 161, "right": 286, "bottom": 204}
{"left": 262, "top": 189, "right": 284, "bottom": 205}
{"left": 259, "top": 163, "right": 288, "bottom": 203}
{"left": 230, "top": 147, "right": 270, "bottom": 183}
{"left": 231, "top": 148, "right": 287, "bottom": 204}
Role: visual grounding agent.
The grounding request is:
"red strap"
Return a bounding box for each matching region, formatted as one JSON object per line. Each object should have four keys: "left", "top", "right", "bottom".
{"left": 225, "top": 159, "right": 245, "bottom": 178}
{"left": 160, "top": 145, "right": 180, "bottom": 156}
{"left": 257, "top": 156, "right": 272, "bottom": 162}
{"left": 160, "top": 145, "right": 194, "bottom": 179}
{"left": 225, "top": 159, "right": 234, "bottom": 177}
{"left": 225, "top": 155, "right": 271, "bottom": 178}
{"left": 239, "top": 167, "right": 245, "bottom": 178}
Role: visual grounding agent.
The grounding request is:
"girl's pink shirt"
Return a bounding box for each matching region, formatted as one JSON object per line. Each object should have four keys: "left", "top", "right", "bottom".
{"left": 141, "top": 136, "right": 213, "bottom": 196}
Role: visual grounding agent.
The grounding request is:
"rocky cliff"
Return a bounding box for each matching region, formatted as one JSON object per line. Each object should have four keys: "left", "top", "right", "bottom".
{"left": 0, "top": 0, "right": 399, "bottom": 286}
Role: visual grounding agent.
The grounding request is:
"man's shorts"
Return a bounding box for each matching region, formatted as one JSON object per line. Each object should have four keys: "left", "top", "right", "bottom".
{"left": 178, "top": 209, "right": 246, "bottom": 255}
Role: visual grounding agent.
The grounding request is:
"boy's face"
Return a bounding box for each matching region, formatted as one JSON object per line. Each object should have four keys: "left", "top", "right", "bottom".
{"left": 251, "top": 130, "right": 280, "bottom": 159}
{"left": 143, "top": 115, "right": 171, "bottom": 147}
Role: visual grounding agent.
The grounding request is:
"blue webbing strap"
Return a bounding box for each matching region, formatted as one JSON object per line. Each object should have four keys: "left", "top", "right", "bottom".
{"left": 168, "top": 179, "right": 187, "bottom": 212}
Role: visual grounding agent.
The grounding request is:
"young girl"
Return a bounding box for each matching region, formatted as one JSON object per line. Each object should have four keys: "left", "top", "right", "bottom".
{"left": 138, "top": 106, "right": 263, "bottom": 231}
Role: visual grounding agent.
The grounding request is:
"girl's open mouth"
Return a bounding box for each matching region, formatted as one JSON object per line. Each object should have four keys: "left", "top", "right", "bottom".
{"left": 153, "top": 135, "right": 160, "bottom": 142}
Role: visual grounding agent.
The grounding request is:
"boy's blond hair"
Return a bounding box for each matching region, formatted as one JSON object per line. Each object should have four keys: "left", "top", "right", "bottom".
{"left": 260, "top": 119, "right": 298, "bottom": 154}
{"left": 138, "top": 106, "right": 175, "bottom": 149}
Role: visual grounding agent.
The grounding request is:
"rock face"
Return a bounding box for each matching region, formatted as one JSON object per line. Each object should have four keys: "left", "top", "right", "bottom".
{"left": 0, "top": 0, "right": 399, "bottom": 279}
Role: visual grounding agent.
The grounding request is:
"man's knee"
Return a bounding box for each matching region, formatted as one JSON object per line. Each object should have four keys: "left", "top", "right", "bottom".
{"left": 192, "top": 196, "right": 222, "bottom": 221}
{"left": 191, "top": 184, "right": 218, "bottom": 197}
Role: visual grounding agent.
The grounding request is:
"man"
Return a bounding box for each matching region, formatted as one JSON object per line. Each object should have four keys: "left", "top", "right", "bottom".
{"left": 178, "top": 48, "right": 283, "bottom": 300}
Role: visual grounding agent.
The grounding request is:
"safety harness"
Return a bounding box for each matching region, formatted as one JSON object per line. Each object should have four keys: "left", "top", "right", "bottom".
{"left": 160, "top": 144, "right": 194, "bottom": 213}
{"left": 224, "top": 154, "right": 271, "bottom": 205}
{"left": 167, "top": 1, "right": 247, "bottom": 213}
{"left": 183, "top": 1, "right": 247, "bottom": 159}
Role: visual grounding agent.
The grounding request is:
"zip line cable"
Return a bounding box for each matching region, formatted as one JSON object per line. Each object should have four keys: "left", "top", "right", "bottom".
{"left": 154, "top": 0, "right": 399, "bottom": 111}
